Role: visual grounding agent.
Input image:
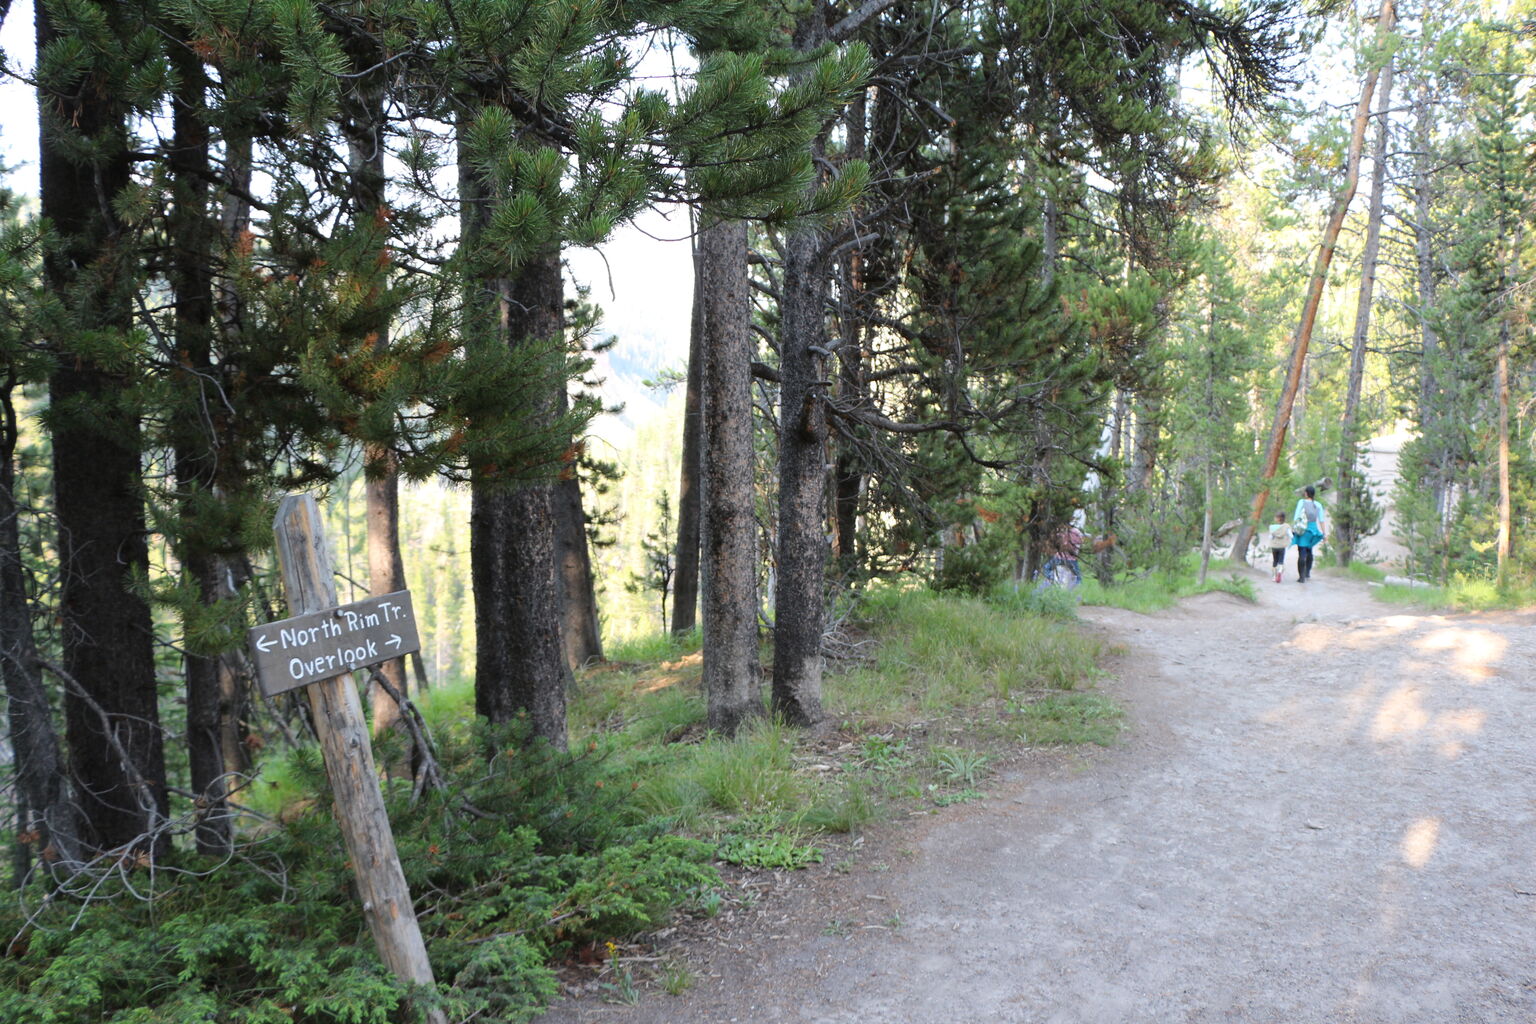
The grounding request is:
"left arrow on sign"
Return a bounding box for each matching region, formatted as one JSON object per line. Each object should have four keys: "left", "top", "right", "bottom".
{"left": 256, "top": 634, "right": 277, "bottom": 653}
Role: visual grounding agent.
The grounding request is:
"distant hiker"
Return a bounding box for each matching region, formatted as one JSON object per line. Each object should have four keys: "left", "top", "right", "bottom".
{"left": 1267, "top": 513, "right": 1290, "bottom": 583}
{"left": 1291, "top": 485, "right": 1327, "bottom": 583}
{"left": 1047, "top": 523, "right": 1085, "bottom": 584}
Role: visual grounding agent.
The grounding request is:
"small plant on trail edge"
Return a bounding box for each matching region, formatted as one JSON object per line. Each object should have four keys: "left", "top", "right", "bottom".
{"left": 658, "top": 960, "right": 695, "bottom": 995}
{"left": 1012, "top": 693, "right": 1125, "bottom": 746}
{"left": 602, "top": 942, "right": 642, "bottom": 1006}
{"left": 859, "top": 734, "right": 911, "bottom": 769}
{"left": 932, "top": 788, "right": 984, "bottom": 807}
{"left": 716, "top": 832, "right": 824, "bottom": 870}
{"left": 931, "top": 746, "right": 990, "bottom": 786}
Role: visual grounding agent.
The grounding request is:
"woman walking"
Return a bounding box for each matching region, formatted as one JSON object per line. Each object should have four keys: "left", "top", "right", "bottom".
{"left": 1291, "top": 485, "right": 1327, "bottom": 583}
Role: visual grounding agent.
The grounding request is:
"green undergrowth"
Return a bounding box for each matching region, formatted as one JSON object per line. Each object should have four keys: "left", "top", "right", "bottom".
{"left": 0, "top": 722, "right": 717, "bottom": 1024}
{"left": 1344, "top": 561, "right": 1389, "bottom": 583}
{"left": 2, "top": 591, "right": 1115, "bottom": 1024}
{"left": 1373, "top": 571, "right": 1536, "bottom": 612}
{"left": 1076, "top": 554, "right": 1257, "bottom": 612}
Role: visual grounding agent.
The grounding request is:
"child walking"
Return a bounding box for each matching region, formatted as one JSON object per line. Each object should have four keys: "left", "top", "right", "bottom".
{"left": 1266, "top": 513, "right": 1290, "bottom": 583}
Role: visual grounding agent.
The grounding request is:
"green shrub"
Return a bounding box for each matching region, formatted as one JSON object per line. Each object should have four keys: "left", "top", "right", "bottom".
{"left": 0, "top": 719, "right": 720, "bottom": 1024}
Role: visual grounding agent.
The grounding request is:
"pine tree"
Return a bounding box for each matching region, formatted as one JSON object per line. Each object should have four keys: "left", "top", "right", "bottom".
{"left": 37, "top": 0, "right": 169, "bottom": 857}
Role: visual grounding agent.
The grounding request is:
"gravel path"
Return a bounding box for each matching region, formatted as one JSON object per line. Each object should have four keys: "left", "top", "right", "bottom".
{"left": 543, "top": 570, "right": 1536, "bottom": 1023}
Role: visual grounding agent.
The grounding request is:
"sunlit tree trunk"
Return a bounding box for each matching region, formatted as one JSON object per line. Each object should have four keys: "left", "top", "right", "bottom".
{"left": 670, "top": 242, "right": 703, "bottom": 636}
{"left": 1335, "top": 45, "right": 1394, "bottom": 567}
{"left": 698, "top": 216, "right": 762, "bottom": 734}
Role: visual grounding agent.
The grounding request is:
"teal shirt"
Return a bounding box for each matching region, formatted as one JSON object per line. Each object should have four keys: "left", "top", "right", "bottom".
{"left": 1291, "top": 498, "right": 1326, "bottom": 547}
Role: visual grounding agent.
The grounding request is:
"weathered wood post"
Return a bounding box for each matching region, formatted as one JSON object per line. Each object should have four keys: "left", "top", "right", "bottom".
{"left": 269, "top": 495, "right": 444, "bottom": 1023}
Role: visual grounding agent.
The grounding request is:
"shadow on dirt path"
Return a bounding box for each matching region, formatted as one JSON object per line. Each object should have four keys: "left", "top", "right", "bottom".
{"left": 540, "top": 569, "right": 1536, "bottom": 1023}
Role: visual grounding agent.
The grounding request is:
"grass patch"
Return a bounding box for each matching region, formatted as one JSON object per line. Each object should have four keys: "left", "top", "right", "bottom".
{"left": 1373, "top": 572, "right": 1536, "bottom": 612}
{"left": 606, "top": 626, "right": 704, "bottom": 664}
{"left": 1011, "top": 692, "right": 1125, "bottom": 746}
{"left": 1344, "top": 561, "right": 1388, "bottom": 583}
{"left": 1077, "top": 555, "right": 1256, "bottom": 612}
{"left": 830, "top": 588, "right": 1102, "bottom": 725}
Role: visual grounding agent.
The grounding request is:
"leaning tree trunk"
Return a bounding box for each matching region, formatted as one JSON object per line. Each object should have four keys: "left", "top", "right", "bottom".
{"left": 460, "top": 126, "right": 569, "bottom": 747}
{"left": 1232, "top": 0, "right": 1394, "bottom": 561}
{"left": 670, "top": 239, "right": 704, "bottom": 636}
{"left": 698, "top": 215, "right": 762, "bottom": 734}
{"left": 38, "top": 0, "right": 168, "bottom": 857}
{"left": 1335, "top": 46, "right": 1395, "bottom": 567}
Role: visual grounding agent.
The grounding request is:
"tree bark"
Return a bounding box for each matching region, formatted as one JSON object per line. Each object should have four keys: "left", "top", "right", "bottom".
{"left": 698, "top": 215, "right": 762, "bottom": 734}
{"left": 1129, "top": 390, "right": 1161, "bottom": 494}
{"left": 1231, "top": 0, "right": 1394, "bottom": 560}
{"left": 1410, "top": 83, "right": 1448, "bottom": 550}
{"left": 467, "top": 253, "right": 570, "bottom": 744}
{"left": 1335, "top": 44, "right": 1395, "bottom": 567}
{"left": 770, "top": 11, "right": 836, "bottom": 729}
{"left": 555, "top": 474, "right": 602, "bottom": 668}
{"left": 670, "top": 240, "right": 704, "bottom": 636}
{"left": 1199, "top": 301, "right": 1217, "bottom": 583}
{"left": 1495, "top": 315, "right": 1510, "bottom": 587}
{"left": 339, "top": 38, "right": 415, "bottom": 734}
{"left": 459, "top": 128, "right": 570, "bottom": 743}
{"left": 832, "top": 87, "right": 868, "bottom": 576}
{"left": 0, "top": 391, "right": 78, "bottom": 873}
{"left": 38, "top": 0, "right": 168, "bottom": 857}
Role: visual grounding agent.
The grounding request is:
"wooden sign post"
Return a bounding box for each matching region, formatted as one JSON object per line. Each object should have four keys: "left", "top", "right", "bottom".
{"left": 265, "top": 495, "right": 445, "bottom": 1024}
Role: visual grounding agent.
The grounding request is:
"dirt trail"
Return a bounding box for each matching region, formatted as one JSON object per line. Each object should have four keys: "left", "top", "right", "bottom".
{"left": 542, "top": 570, "right": 1536, "bottom": 1023}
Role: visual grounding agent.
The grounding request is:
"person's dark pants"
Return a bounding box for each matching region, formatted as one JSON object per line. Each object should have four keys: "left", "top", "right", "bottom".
{"left": 1296, "top": 544, "right": 1314, "bottom": 580}
{"left": 1271, "top": 548, "right": 1285, "bottom": 569}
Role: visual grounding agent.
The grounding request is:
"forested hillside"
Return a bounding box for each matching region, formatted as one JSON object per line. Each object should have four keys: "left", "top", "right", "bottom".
{"left": 0, "top": 0, "right": 1532, "bottom": 1020}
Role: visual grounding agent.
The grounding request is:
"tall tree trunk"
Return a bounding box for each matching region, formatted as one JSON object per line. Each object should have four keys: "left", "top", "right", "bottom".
{"left": 769, "top": 11, "right": 836, "bottom": 729}
{"left": 1199, "top": 303, "right": 1217, "bottom": 583}
{"left": 1232, "top": 0, "right": 1395, "bottom": 560}
{"left": 832, "top": 87, "right": 868, "bottom": 576}
{"left": 38, "top": 0, "right": 168, "bottom": 857}
{"left": 334, "top": 14, "right": 419, "bottom": 730}
{"left": 1129, "top": 390, "right": 1161, "bottom": 493}
{"left": 670, "top": 240, "right": 704, "bottom": 636}
{"left": 555, "top": 474, "right": 602, "bottom": 668}
{"left": 1410, "top": 84, "right": 1448, "bottom": 550}
{"left": 0, "top": 389, "right": 78, "bottom": 874}
{"left": 1335, "top": 45, "right": 1395, "bottom": 568}
{"left": 1495, "top": 316, "right": 1510, "bottom": 587}
{"left": 166, "top": 38, "right": 249, "bottom": 857}
{"left": 698, "top": 215, "right": 761, "bottom": 734}
{"left": 460, "top": 130, "right": 569, "bottom": 745}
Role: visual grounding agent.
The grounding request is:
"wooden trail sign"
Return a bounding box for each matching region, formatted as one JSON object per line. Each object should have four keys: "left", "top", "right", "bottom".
{"left": 248, "top": 590, "right": 421, "bottom": 697}
{"left": 268, "top": 495, "right": 445, "bottom": 1024}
